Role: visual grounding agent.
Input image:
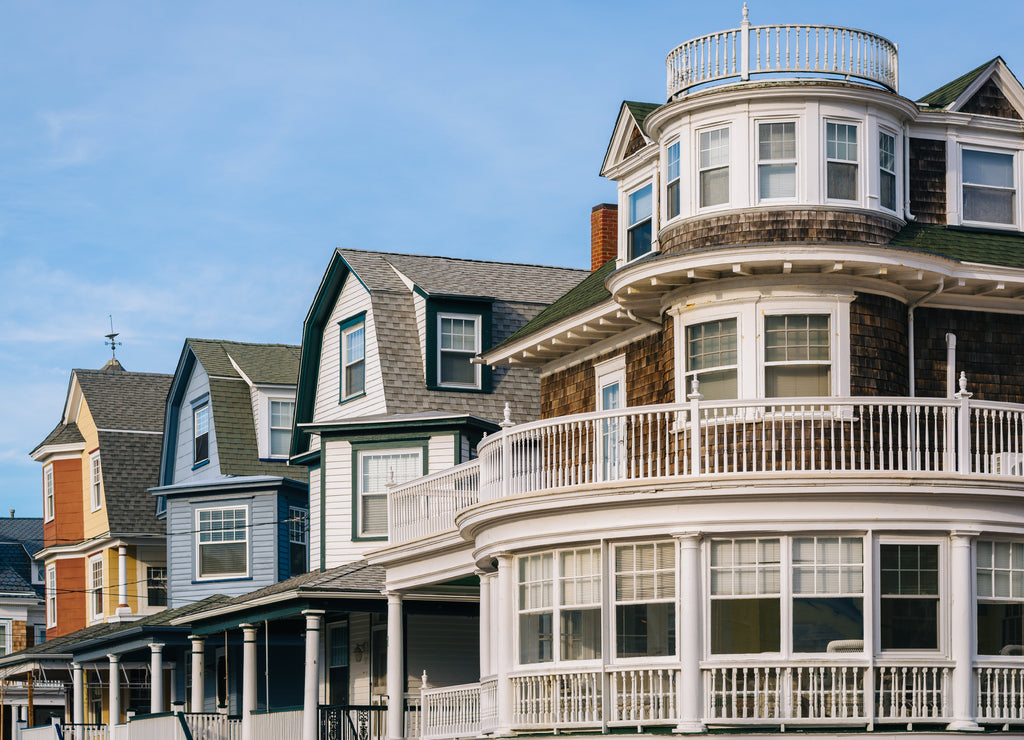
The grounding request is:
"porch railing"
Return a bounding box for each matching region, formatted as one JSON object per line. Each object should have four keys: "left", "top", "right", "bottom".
{"left": 57, "top": 725, "right": 109, "bottom": 740}
{"left": 665, "top": 8, "right": 898, "bottom": 97}
{"left": 421, "top": 682, "right": 480, "bottom": 740}
{"left": 976, "top": 665, "right": 1024, "bottom": 723}
{"left": 318, "top": 705, "right": 386, "bottom": 740}
{"left": 250, "top": 707, "right": 301, "bottom": 738}
{"left": 180, "top": 712, "right": 240, "bottom": 740}
{"left": 390, "top": 386, "right": 1024, "bottom": 545}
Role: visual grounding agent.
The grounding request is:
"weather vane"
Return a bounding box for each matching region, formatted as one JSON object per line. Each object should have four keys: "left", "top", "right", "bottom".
{"left": 104, "top": 315, "right": 122, "bottom": 360}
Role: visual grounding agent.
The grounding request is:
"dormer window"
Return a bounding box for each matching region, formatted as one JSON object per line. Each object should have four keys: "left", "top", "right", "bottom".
{"left": 758, "top": 122, "right": 796, "bottom": 201}
{"left": 270, "top": 400, "right": 294, "bottom": 457}
{"left": 699, "top": 126, "right": 729, "bottom": 208}
{"left": 963, "top": 148, "right": 1015, "bottom": 225}
{"left": 879, "top": 131, "right": 897, "bottom": 212}
{"left": 340, "top": 315, "right": 366, "bottom": 400}
{"left": 193, "top": 404, "right": 210, "bottom": 465}
{"left": 826, "top": 122, "right": 858, "bottom": 201}
{"left": 627, "top": 184, "right": 653, "bottom": 260}
{"left": 439, "top": 314, "right": 480, "bottom": 387}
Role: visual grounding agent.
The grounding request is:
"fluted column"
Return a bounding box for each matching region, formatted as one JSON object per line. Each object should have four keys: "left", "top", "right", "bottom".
{"left": 190, "top": 636, "right": 206, "bottom": 712}
{"left": 108, "top": 653, "right": 121, "bottom": 725}
{"left": 947, "top": 531, "right": 980, "bottom": 731}
{"left": 674, "top": 532, "right": 705, "bottom": 732}
{"left": 149, "top": 643, "right": 165, "bottom": 714}
{"left": 241, "top": 624, "right": 257, "bottom": 740}
{"left": 302, "top": 610, "right": 324, "bottom": 740}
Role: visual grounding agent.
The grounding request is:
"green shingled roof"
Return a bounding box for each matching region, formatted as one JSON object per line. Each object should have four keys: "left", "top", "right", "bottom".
{"left": 495, "top": 259, "right": 615, "bottom": 349}
{"left": 624, "top": 101, "right": 660, "bottom": 128}
{"left": 889, "top": 222, "right": 1024, "bottom": 269}
{"left": 917, "top": 58, "right": 998, "bottom": 109}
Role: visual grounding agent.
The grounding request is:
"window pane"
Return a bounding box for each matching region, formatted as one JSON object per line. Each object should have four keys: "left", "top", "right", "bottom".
{"left": 616, "top": 603, "right": 675, "bottom": 657}
{"left": 628, "top": 220, "right": 652, "bottom": 260}
{"left": 700, "top": 128, "right": 730, "bottom": 168}
{"left": 711, "top": 598, "right": 780, "bottom": 653}
{"left": 687, "top": 319, "right": 737, "bottom": 371}
{"left": 700, "top": 167, "right": 729, "bottom": 207}
{"left": 827, "top": 162, "right": 857, "bottom": 200}
{"left": 977, "top": 602, "right": 1024, "bottom": 656}
{"left": 519, "top": 612, "right": 552, "bottom": 664}
{"left": 793, "top": 597, "right": 863, "bottom": 653}
{"left": 964, "top": 186, "right": 1014, "bottom": 224}
{"left": 766, "top": 364, "right": 831, "bottom": 397}
{"left": 964, "top": 150, "right": 1014, "bottom": 188}
{"left": 629, "top": 184, "right": 653, "bottom": 226}
{"left": 346, "top": 326, "right": 365, "bottom": 362}
{"left": 759, "top": 164, "right": 796, "bottom": 199}
{"left": 880, "top": 171, "right": 896, "bottom": 211}
{"left": 440, "top": 352, "right": 476, "bottom": 385}
{"left": 880, "top": 598, "right": 938, "bottom": 650}
{"left": 694, "top": 369, "right": 737, "bottom": 401}
{"left": 667, "top": 180, "right": 680, "bottom": 220}
{"left": 200, "top": 541, "right": 246, "bottom": 576}
{"left": 827, "top": 123, "right": 858, "bottom": 161}
{"left": 561, "top": 608, "right": 601, "bottom": 660}
{"left": 346, "top": 361, "right": 365, "bottom": 396}
{"left": 667, "top": 143, "right": 680, "bottom": 181}
{"left": 759, "top": 122, "right": 796, "bottom": 160}
{"left": 879, "top": 132, "right": 896, "bottom": 172}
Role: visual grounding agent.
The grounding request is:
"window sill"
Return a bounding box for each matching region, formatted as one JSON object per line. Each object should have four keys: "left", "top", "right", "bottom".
{"left": 428, "top": 383, "right": 487, "bottom": 394}
{"left": 191, "top": 460, "right": 210, "bottom": 471}
{"left": 191, "top": 576, "right": 252, "bottom": 585}
{"left": 959, "top": 220, "right": 1019, "bottom": 232}
{"left": 352, "top": 534, "right": 388, "bottom": 542}
{"left": 339, "top": 391, "right": 367, "bottom": 406}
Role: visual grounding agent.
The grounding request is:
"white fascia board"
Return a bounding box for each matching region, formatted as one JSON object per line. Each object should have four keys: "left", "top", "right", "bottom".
{"left": 480, "top": 298, "right": 623, "bottom": 367}
{"left": 31, "top": 443, "right": 86, "bottom": 463}
{"left": 913, "top": 110, "right": 1024, "bottom": 135}
{"left": 37, "top": 535, "right": 117, "bottom": 560}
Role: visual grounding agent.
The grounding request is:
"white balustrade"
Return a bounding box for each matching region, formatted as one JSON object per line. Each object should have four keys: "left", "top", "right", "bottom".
{"left": 59, "top": 725, "right": 110, "bottom": 740}
{"left": 976, "top": 666, "right": 1024, "bottom": 722}
{"left": 511, "top": 670, "right": 601, "bottom": 728}
{"left": 20, "top": 727, "right": 59, "bottom": 740}
{"left": 249, "top": 709, "right": 301, "bottom": 738}
{"left": 609, "top": 668, "right": 679, "bottom": 724}
{"left": 421, "top": 683, "right": 481, "bottom": 740}
{"left": 389, "top": 394, "right": 1024, "bottom": 545}
{"left": 875, "top": 665, "right": 950, "bottom": 723}
{"left": 479, "top": 678, "right": 498, "bottom": 734}
{"left": 180, "top": 713, "right": 241, "bottom": 740}
{"left": 666, "top": 10, "right": 898, "bottom": 97}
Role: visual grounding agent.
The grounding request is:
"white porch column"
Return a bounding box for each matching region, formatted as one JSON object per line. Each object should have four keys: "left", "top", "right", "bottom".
{"left": 117, "top": 545, "right": 129, "bottom": 610}
{"left": 302, "top": 610, "right": 325, "bottom": 740}
{"left": 494, "top": 553, "right": 514, "bottom": 734}
{"left": 386, "top": 592, "right": 405, "bottom": 740}
{"left": 241, "top": 624, "right": 258, "bottom": 740}
{"left": 947, "top": 531, "right": 980, "bottom": 731}
{"left": 674, "top": 532, "right": 705, "bottom": 732}
{"left": 108, "top": 654, "right": 121, "bottom": 726}
{"left": 477, "top": 570, "right": 491, "bottom": 678}
{"left": 149, "top": 643, "right": 165, "bottom": 714}
{"left": 190, "top": 635, "right": 206, "bottom": 712}
{"left": 72, "top": 662, "right": 84, "bottom": 725}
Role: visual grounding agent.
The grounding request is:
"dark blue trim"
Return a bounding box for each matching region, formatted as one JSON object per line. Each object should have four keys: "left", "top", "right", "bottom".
{"left": 191, "top": 460, "right": 210, "bottom": 471}
{"left": 190, "top": 576, "right": 253, "bottom": 585}
{"left": 425, "top": 297, "right": 493, "bottom": 392}
{"left": 339, "top": 390, "right": 366, "bottom": 406}
{"left": 189, "top": 393, "right": 210, "bottom": 409}
{"left": 338, "top": 311, "right": 366, "bottom": 332}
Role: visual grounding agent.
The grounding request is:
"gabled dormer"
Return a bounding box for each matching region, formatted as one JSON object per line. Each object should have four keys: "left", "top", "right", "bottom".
{"left": 918, "top": 57, "right": 1024, "bottom": 120}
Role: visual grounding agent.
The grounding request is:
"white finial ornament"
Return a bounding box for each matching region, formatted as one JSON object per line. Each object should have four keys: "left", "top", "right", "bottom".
{"left": 742, "top": 3, "right": 749, "bottom": 22}
{"left": 500, "top": 402, "right": 514, "bottom": 428}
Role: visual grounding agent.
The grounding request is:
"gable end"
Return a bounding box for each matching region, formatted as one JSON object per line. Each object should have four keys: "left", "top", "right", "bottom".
{"left": 962, "top": 77, "right": 1023, "bottom": 120}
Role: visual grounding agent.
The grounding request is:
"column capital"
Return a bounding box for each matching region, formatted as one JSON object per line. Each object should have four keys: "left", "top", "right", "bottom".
{"left": 301, "top": 609, "right": 326, "bottom": 617}
{"left": 107, "top": 653, "right": 119, "bottom": 663}
{"left": 149, "top": 643, "right": 165, "bottom": 654}
{"left": 71, "top": 662, "right": 82, "bottom": 670}
{"left": 385, "top": 590, "right": 404, "bottom": 604}
{"left": 240, "top": 623, "right": 258, "bottom": 639}
{"left": 951, "top": 530, "right": 980, "bottom": 544}
{"left": 494, "top": 552, "right": 514, "bottom": 567}
{"left": 189, "top": 635, "right": 205, "bottom": 644}
{"left": 117, "top": 544, "right": 127, "bottom": 554}
{"left": 671, "top": 531, "right": 703, "bottom": 546}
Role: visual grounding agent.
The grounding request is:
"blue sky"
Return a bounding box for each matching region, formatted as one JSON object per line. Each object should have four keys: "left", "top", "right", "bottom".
{"left": 2, "top": 0, "right": 1022, "bottom": 517}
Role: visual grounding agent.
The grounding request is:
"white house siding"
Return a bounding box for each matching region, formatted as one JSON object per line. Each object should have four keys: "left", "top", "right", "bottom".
{"left": 309, "top": 464, "right": 322, "bottom": 568}
{"left": 413, "top": 291, "right": 426, "bottom": 374}
{"left": 167, "top": 491, "right": 278, "bottom": 608}
{"left": 249, "top": 385, "right": 262, "bottom": 454}
{"left": 314, "top": 274, "right": 387, "bottom": 424}
{"left": 348, "top": 612, "right": 373, "bottom": 704}
{"left": 407, "top": 614, "right": 479, "bottom": 690}
{"left": 172, "top": 362, "right": 220, "bottom": 484}
{"left": 460, "top": 434, "right": 471, "bottom": 462}
{"left": 427, "top": 434, "right": 456, "bottom": 474}
{"left": 322, "top": 439, "right": 374, "bottom": 568}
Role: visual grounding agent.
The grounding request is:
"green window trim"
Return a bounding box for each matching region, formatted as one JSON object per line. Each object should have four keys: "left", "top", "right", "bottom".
{"left": 338, "top": 312, "right": 367, "bottom": 404}
{"left": 350, "top": 438, "right": 429, "bottom": 542}
{"left": 424, "top": 297, "right": 493, "bottom": 392}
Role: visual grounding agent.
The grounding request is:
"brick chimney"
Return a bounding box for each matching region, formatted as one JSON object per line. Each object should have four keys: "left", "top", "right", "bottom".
{"left": 590, "top": 203, "right": 618, "bottom": 271}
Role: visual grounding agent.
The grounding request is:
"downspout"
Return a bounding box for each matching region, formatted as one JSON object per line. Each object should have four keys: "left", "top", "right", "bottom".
{"left": 904, "top": 127, "right": 917, "bottom": 222}
{"left": 907, "top": 278, "right": 944, "bottom": 397}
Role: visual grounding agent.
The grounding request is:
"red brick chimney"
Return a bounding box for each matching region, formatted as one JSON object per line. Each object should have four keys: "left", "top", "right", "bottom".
{"left": 590, "top": 203, "right": 618, "bottom": 271}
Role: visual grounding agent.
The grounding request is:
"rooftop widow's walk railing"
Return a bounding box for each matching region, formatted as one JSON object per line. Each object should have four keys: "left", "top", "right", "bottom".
{"left": 665, "top": 5, "right": 898, "bottom": 98}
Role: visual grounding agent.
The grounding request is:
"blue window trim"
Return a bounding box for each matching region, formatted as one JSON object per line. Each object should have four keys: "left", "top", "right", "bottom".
{"left": 339, "top": 312, "right": 367, "bottom": 404}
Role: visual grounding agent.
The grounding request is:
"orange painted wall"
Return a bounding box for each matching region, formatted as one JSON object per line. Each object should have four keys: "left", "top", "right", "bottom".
{"left": 49, "top": 558, "right": 86, "bottom": 639}
{"left": 44, "top": 458, "right": 84, "bottom": 548}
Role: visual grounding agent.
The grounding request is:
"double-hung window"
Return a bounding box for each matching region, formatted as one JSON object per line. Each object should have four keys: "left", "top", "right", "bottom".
{"left": 627, "top": 184, "right": 653, "bottom": 260}
{"left": 519, "top": 553, "right": 553, "bottom": 664}
{"left": 963, "top": 148, "right": 1016, "bottom": 225}
{"left": 666, "top": 143, "right": 681, "bottom": 220}
{"left": 289, "top": 506, "right": 309, "bottom": 576}
{"left": 357, "top": 449, "right": 422, "bottom": 538}
{"left": 758, "top": 122, "right": 797, "bottom": 200}
{"left": 89, "top": 555, "right": 103, "bottom": 620}
{"left": 269, "top": 400, "right": 294, "bottom": 457}
{"left": 879, "top": 131, "right": 897, "bottom": 212}
{"left": 826, "top": 122, "right": 858, "bottom": 200}
{"left": 710, "top": 538, "right": 781, "bottom": 654}
{"left": 0, "top": 620, "right": 10, "bottom": 657}
{"left": 615, "top": 542, "right": 675, "bottom": 657}
{"left": 193, "top": 404, "right": 210, "bottom": 465}
{"left": 686, "top": 318, "right": 738, "bottom": 400}
{"left": 43, "top": 466, "right": 54, "bottom": 522}
{"left": 699, "top": 127, "right": 729, "bottom": 207}
{"left": 879, "top": 543, "right": 940, "bottom": 650}
{"left": 977, "top": 540, "right": 1024, "bottom": 655}
{"left": 341, "top": 319, "right": 366, "bottom": 399}
{"left": 46, "top": 565, "right": 56, "bottom": 627}
{"left": 89, "top": 452, "right": 102, "bottom": 511}
{"left": 764, "top": 314, "right": 831, "bottom": 397}
{"left": 438, "top": 314, "right": 480, "bottom": 387}
{"left": 792, "top": 537, "right": 864, "bottom": 653}
{"left": 197, "top": 507, "right": 248, "bottom": 579}
{"left": 147, "top": 566, "right": 167, "bottom": 607}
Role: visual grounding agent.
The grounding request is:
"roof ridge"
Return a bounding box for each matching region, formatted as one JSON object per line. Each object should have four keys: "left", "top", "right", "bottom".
{"left": 187, "top": 337, "right": 301, "bottom": 349}
{"left": 337, "top": 247, "right": 587, "bottom": 273}
{"left": 74, "top": 369, "right": 172, "bottom": 377}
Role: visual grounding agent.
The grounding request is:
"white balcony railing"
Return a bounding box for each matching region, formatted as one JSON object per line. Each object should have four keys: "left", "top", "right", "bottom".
{"left": 665, "top": 7, "right": 898, "bottom": 98}
{"left": 390, "top": 382, "right": 1024, "bottom": 545}
{"left": 976, "top": 665, "right": 1024, "bottom": 723}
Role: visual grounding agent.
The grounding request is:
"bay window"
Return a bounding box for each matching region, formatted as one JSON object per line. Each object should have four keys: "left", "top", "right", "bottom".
{"left": 977, "top": 540, "right": 1024, "bottom": 655}
{"left": 764, "top": 314, "right": 831, "bottom": 397}
{"left": 685, "top": 318, "right": 738, "bottom": 400}
{"left": 963, "top": 148, "right": 1015, "bottom": 225}
{"left": 615, "top": 542, "right": 675, "bottom": 658}
{"left": 879, "top": 543, "right": 939, "bottom": 650}
{"left": 710, "top": 538, "right": 781, "bottom": 654}
{"left": 699, "top": 127, "right": 730, "bottom": 207}
{"left": 627, "top": 184, "right": 653, "bottom": 260}
{"left": 758, "top": 121, "right": 796, "bottom": 200}
{"left": 826, "top": 122, "right": 858, "bottom": 200}
{"left": 666, "top": 142, "right": 681, "bottom": 219}
{"left": 357, "top": 448, "right": 422, "bottom": 538}
{"left": 792, "top": 537, "right": 864, "bottom": 653}
{"left": 197, "top": 506, "right": 248, "bottom": 579}
{"left": 879, "top": 131, "right": 897, "bottom": 212}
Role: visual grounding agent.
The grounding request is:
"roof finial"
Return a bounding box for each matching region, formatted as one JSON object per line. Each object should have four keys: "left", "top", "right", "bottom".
{"left": 104, "top": 314, "right": 122, "bottom": 361}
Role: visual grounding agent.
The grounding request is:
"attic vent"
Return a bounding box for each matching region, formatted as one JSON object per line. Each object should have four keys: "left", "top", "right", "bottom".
{"left": 624, "top": 126, "right": 646, "bottom": 158}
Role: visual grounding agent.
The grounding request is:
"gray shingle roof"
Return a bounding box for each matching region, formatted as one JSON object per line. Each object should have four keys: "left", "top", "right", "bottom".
{"left": 917, "top": 58, "right": 998, "bottom": 109}
{"left": 32, "top": 422, "right": 85, "bottom": 454}
{"left": 187, "top": 339, "right": 302, "bottom": 385}
{"left": 74, "top": 368, "right": 172, "bottom": 432}
{"left": 204, "top": 560, "right": 385, "bottom": 611}
{"left": 98, "top": 430, "right": 166, "bottom": 534}
{"left": 0, "top": 543, "right": 41, "bottom": 598}
{"left": 0, "top": 518, "right": 43, "bottom": 543}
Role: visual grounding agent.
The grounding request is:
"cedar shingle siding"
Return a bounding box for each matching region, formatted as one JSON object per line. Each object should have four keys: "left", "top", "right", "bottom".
{"left": 850, "top": 293, "right": 909, "bottom": 397}
{"left": 908, "top": 138, "right": 947, "bottom": 224}
{"left": 962, "top": 78, "right": 1022, "bottom": 119}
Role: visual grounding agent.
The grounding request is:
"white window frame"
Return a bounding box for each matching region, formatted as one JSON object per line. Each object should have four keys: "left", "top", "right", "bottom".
{"left": 878, "top": 128, "right": 898, "bottom": 213}
{"left": 684, "top": 316, "right": 739, "bottom": 401}
{"left": 824, "top": 119, "right": 861, "bottom": 203}
{"left": 46, "top": 564, "right": 56, "bottom": 628}
{"left": 613, "top": 541, "right": 677, "bottom": 663}
{"left": 34, "top": 624, "right": 46, "bottom": 646}
{"left": 976, "top": 539, "right": 1024, "bottom": 658}
{"left": 356, "top": 448, "right": 423, "bottom": 539}
{"left": 0, "top": 619, "right": 11, "bottom": 657}
{"left": 43, "top": 465, "right": 54, "bottom": 522}
{"left": 145, "top": 565, "right": 167, "bottom": 608}
{"left": 875, "top": 537, "right": 945, "bottom": 655}
{"left": 756, "top": 119, "right": 798, "bottom": 203}
{"left": 626, "top": 182, "right": 654, "bottom": 261}
{"left": 289, "top": 506, "right": 309, "bottom": 574}
{"left": 268, "top": 397, "right": 295, "bottom": 459}
{"left": 89, "top": 451, "right": 102, "bottom": 511}
{"left": 697, "top": 124, "right": 731, "bottom": 210}
{"left": 762, "top": 313, "right": 832, "bottom": 399}
{"left": 960, "top": 143, "right": 1019, "bottom": 228}
{"left": 341, "top": 320, "right": 366, "bottom": 400}
{"left": 195, "top": 506, "right": 249, "bottom": 581}
{"left": 88, "top": 554, "right": 103, "bottom": 621}
{"left": 595, "top": 355, "right": 626, "bottom": 481}
{"left": 665, "top": 141, "right": 682, "bottom": 221}
{"left": 437, "top": 312, "right": 481, "bottom": 389}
